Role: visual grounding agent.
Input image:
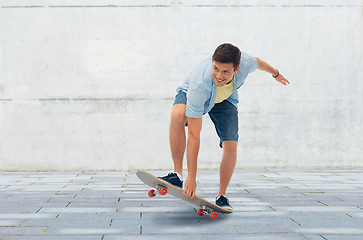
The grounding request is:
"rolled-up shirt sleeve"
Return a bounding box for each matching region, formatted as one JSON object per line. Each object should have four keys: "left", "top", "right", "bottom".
{"left": 241, "top": 52, "right": 258, "bottom": 74}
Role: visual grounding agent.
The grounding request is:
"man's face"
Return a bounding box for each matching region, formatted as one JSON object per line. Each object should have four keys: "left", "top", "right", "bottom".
{"left": 212, "top": 61, "right": 240, "bottom": 87}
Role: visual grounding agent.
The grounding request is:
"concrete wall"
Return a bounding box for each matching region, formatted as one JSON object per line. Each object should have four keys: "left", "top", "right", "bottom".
{"left": 0, "top": 0, "right": 362, "bottom": 171}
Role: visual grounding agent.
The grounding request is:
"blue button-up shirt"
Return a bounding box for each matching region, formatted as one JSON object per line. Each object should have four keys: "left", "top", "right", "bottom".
{"left": 176, "top": 52, "right": 258, "bottom": 118}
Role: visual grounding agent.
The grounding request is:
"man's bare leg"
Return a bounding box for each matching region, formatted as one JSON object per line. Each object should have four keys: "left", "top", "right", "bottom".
{"left": 169, "top": 104, "right": 187, "bottom": 176}
{"left": 219, "top": 141, "right": 238, "bottom": 196}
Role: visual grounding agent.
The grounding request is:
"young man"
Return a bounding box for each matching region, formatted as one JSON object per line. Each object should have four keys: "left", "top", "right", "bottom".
{"left": 160, "top": 43, "right": 289, "bottom": 210}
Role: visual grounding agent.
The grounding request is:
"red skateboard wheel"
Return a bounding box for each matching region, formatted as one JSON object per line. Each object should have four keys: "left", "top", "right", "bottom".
{"left": 148, "top": 189, "right": 156, "bottom": 197}
{"left": 210, "top": 212, "right": 218, "bottom": 220}
{"left": 159, "top": 187, "right": 168, "bottom": 195}
{"left": 197, "top": 209, "right": 204, "bottom": 216}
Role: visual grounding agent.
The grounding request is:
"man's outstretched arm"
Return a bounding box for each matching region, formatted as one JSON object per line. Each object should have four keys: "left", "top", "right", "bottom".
{"left": 255, "top": 57, "right": 290, "bottom": 85}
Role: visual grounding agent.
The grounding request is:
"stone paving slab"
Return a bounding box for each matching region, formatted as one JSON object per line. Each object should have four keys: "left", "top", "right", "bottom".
{"left": 1, "top": 170, "right": 363, "bottom": 239}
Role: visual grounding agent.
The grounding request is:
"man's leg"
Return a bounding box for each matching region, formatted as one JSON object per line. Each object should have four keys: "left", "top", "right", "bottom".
{"left": 208, "top": 100, "right": 239, "bottom": 198}
{"left": 219, "top": 141, "right": 237, "bottom": 196}
{"left": 169, "top": 103, "right": 187, "bottom": 176}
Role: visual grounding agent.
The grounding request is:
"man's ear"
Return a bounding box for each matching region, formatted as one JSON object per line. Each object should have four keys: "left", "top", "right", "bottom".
{"left": 234, "top": 66, "right": 240, "bottom": 74}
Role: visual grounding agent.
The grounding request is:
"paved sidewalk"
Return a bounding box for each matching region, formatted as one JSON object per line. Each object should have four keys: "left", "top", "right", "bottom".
{"left": 0, "top": 170, "right": 363, "bottom": 240}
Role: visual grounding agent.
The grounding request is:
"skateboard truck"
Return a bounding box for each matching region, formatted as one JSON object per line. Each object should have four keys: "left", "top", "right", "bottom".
{"left": 148, "top": 185, "right": 168, "bottom": 197}
{"left": 197, "top": 206, "right": 218, "bottom": 219}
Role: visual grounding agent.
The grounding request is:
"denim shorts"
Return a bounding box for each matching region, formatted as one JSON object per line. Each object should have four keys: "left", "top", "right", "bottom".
{"left": 173, "top": 91, "right": 238, "bottom": 148}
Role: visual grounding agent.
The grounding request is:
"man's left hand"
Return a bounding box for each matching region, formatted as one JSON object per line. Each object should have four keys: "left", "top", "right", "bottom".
{"left": 275, "top": 74, "right": 290, "bottom": 85}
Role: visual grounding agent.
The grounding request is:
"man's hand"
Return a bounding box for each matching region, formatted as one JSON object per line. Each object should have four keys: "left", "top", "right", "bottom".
{"left": 183, "top": 175, "right": 197, "bottom": 198}
{"left": 255, "top": 57, "right": 290, "bottom": 86}
{"left": 275, "top": 73, "right": 290, "bottom": 85}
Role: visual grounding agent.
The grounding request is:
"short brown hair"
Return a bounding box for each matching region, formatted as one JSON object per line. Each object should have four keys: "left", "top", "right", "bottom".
{"left": 212, "top": 43, "right": 241, "bottom": 70}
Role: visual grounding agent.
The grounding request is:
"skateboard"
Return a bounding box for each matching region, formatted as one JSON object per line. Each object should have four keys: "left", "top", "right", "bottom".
{"left": 136, "top": 170, "right": 233, "bottom": 219}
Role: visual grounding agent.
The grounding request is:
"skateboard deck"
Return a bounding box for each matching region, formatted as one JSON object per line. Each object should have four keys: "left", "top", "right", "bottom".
{"left": 136, "top": 170, "right": 233, "bottom": 219}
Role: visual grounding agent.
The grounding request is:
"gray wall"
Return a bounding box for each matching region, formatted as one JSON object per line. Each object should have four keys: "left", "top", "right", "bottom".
{"left": 0, "top": 0, "right": 362, "bottom": 171}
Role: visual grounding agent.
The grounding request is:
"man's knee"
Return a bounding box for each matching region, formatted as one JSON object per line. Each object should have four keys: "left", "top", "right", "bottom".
{"left": 171, "top": 104, "right": 187, "bottom": 125}
{"left": 222, "top": 141, "right": 238, "bottom": 152}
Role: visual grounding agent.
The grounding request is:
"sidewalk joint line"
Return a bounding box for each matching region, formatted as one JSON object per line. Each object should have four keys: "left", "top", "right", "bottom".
{"left": 341, "top": 212, "right": 355, "bottom": 218}
{"left": 42, "top": 226, "right": 50, "bottom": 235}
{"left": 290, "top": 218, "right": 301, "bottom": 226}
{"left": 319, "top": 234, "right": 328, "bottom": 240}
{"left": 268, "top": 205, "right": 277, "bottom": 211}
{"left": 18, "top": 219, "right": 27, "bottom": 226}
{"left": 317, "top": 201, "right": 328, "bottom": 206}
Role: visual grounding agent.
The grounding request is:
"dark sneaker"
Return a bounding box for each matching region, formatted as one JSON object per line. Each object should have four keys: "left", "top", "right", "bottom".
{"left": 158, "top": 173, "right": 183, "bottom": 188}
{"left": 216, "top": 195, "right": 233, "bottom": 211}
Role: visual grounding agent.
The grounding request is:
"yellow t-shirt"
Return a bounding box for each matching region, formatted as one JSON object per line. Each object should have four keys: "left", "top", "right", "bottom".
{"left": 215, "top": 81, "right": 234, "bottom": 103}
